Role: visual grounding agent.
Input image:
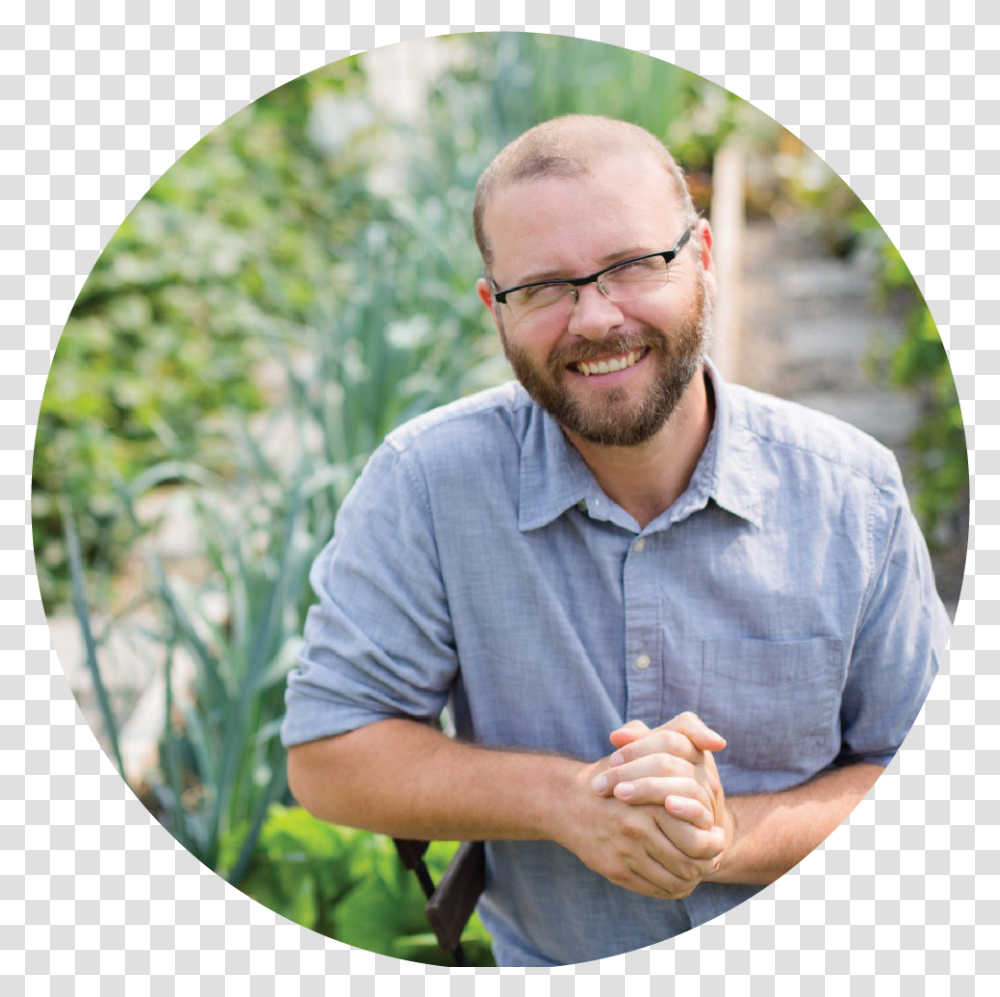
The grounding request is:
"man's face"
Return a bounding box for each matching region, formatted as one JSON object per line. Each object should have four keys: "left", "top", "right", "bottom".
{"left": 477, "top": 152, "right": 716, "bottom": 448}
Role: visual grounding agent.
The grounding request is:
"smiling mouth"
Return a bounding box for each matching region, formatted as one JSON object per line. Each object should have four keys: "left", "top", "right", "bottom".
{"left": 571, "top": 348, "right": 647, "bottom": 377}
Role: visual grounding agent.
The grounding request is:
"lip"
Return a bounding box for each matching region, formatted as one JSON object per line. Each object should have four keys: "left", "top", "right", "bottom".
{"left": 565, "top": 347, "right": 651, "bottom": 385}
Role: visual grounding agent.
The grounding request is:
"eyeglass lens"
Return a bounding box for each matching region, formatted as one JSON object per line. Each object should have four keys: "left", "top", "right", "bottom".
{"left": 508, "top": 255, "right": 672, "bottom": 321}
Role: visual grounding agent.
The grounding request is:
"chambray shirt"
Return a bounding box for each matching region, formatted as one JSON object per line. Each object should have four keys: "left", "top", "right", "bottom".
{"left": 282, "top": 363, "right": 948, "bottom": 967}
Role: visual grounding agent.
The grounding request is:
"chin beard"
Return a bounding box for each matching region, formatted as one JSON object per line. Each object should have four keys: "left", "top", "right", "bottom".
{"left": 499, "top": 286, "right": 712, "bottom": 448}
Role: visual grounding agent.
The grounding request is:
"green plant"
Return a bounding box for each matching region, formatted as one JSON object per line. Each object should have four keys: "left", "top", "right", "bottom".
{"left": 218, "top": 805, "right": 495, "bottom": 966}
{"left": 115, "top": 457, "right": 316, "bottom": 874}
{"left": 33, "top": 72, "right": 379, "bottom": 609}
{"left": 859, "top": 215, "right": 969, "bottom": 545}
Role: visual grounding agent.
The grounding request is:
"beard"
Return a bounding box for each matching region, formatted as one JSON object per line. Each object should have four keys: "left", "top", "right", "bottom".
{"left": 498, "top": 278, "right": 712, "bottom": 448}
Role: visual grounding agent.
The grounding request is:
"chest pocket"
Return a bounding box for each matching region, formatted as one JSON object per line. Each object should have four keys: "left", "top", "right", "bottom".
{"left": 697, "top": 637, "right": 843, "bottom": 772}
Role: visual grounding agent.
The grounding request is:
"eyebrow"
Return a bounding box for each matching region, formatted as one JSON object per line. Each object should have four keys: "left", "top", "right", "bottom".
{"left": 513, "top": 247, "right": 659, "bottom": 286}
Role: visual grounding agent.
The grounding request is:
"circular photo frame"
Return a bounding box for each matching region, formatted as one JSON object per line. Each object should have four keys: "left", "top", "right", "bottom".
{"left": 33, "top": 31, "right": 968, "bottom": 971}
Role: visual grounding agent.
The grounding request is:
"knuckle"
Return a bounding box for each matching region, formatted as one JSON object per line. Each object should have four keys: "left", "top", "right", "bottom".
{"left": 651, "top": 751, "right": 671, "bottom": 772}
{"left": 619, "top": 813, "right": 644, "bottom": 839}
{"left": 661, "top": 875, "right": 693, "bottom": 900}
{"left": 663, "top": 730, "right": 686, "bottom": 755}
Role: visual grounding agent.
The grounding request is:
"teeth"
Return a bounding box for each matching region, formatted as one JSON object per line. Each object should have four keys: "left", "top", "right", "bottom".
{"left": 576, "top": 349, "right": 643, "bottom": 377}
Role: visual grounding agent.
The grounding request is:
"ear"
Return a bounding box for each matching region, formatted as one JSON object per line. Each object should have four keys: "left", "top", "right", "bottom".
{"left": 476, "top": 277, "right": 504, "bottom": 333}
{"left": 696, "top": 218, "right": 718, "bottom": 299}
{"left": 476, "top": 277, "right": 494, "bottom": 310}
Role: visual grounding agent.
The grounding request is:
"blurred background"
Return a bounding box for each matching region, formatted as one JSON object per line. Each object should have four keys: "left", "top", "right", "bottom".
{"left": 32, "top": 33, "right": 967, "bottom": 966}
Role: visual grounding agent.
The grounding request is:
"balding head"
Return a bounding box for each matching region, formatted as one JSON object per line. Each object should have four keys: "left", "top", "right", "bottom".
{"left": 473, "top": 115, "right": 697, "bottom": 277}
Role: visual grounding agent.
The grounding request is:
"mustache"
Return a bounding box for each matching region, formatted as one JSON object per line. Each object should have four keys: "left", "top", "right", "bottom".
{"left": 549, "top": 332, "right": 664, "bottom": 371}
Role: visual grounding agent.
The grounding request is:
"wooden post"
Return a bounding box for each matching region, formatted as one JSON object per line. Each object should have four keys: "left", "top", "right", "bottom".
{"left": 709, "top": 138, "right": 745, "bottom": 383}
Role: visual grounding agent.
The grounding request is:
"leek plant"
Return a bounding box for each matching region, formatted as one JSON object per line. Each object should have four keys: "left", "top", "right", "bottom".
{"left": 58, "top": 172, "right": 505, "bottom": 882}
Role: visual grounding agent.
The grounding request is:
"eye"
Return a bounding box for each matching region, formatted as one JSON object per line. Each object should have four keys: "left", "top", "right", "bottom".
{"left": 614, "top": 257, "right": 661, "bottom": 275}
{"left": 607, "top": 257, "right": 669, "bottom": 286}
{"left": 519, "top": 282, "right": 571, "bottom": 305}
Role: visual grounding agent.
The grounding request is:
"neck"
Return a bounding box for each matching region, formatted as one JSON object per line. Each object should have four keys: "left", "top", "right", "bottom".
{"left": 564, "top": 368, "right": 714, "bottom": 529}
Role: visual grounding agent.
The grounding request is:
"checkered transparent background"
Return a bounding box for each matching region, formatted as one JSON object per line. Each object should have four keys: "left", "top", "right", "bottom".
{"left": 2, "top": 1, "right": 998, "bottom": 992}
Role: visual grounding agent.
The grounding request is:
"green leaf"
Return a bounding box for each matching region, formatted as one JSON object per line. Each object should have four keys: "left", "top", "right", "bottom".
{"left": 332, "top": 866, "right": 431, "bottom": 958}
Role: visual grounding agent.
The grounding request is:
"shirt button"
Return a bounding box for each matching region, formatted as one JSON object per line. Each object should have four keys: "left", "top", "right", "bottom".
{"left": 633, "top": 538, "right": 646, "bottom": 553}
{"left": 635, "top": 654, "right": 651, "bottom": 670}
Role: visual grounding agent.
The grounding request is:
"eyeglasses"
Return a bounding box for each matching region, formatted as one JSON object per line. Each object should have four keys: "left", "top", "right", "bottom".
{"left": 492, "top": 224, "right": 695, "bottom": 325}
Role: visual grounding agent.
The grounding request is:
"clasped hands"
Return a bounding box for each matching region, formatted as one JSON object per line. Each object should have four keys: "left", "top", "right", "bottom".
{"left": 568, "top": 712, "right": 732, "bottom": 901}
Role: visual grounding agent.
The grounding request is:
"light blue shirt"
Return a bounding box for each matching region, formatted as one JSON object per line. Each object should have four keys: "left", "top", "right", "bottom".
{"left": 281, "top": 363, "right": 948, "bottom": 967}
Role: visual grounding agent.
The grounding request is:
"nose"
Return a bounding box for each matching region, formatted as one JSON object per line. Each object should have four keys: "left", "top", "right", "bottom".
{"left": 566, "top": 282, "right": 625, "bottom": 339}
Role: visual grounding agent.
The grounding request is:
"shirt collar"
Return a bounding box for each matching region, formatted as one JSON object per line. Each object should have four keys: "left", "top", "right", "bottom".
{"left": 517, "top": 359, "right": 763, "bottom": 533}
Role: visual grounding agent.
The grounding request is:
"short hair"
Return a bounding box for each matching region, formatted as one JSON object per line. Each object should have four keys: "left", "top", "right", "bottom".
{"left": 473, "top": 115, "right": 697, "bottom": 277}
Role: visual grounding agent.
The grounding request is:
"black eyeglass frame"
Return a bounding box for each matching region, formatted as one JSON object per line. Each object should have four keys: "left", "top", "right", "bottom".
{"left": 491, "top": 223, "right": 696, "bottom": 307}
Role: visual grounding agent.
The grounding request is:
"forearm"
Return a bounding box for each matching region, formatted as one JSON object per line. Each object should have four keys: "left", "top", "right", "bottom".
{"left": 289, "top": 716, "right": 735, "bottom": 900}
{"left": 708, "top": 762, "right": 885, "bottom": 885}
{"left": 287, "top": 717, "right": 583, "bottom": 843}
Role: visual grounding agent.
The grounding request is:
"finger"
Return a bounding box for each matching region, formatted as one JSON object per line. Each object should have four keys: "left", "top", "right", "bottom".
{"left": 611, "top": 775, "right": 715, "bottom": 818}
{"left": 625, "top": 855, "right": 699, "bottom": 899}
{"left": 595, "top": 749, "right": 703, "bottom": 798}
{"left": 623, "top": 830, "right": 707, "bottom": 897}
{"left": 651, "top": 810, "right": 727, "bottom": 865}
{"left": 609, "top": 729, "right": 705, "bottom": 769}
{"left": 663, "top": 711, "right": 727, "bottom": 753}
{"left": 664, "top": 794, "right": 715, "bottom": 831}
{"left": 608, "top": 719, "right": 650, "bottom": 749}
{"left": 616, "top": 780, "right": 716, "bottom": 831}
{"left": 607, "top": 807, "right": 716, "bottom": 896}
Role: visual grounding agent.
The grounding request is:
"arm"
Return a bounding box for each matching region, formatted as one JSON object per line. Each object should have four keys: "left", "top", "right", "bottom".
{"left": 285, "top": 446, "right": 728, "bottom": 899}
{"left": 708, "top": 762, "right": 883, "bottom": 884}
{"left": 287, "top": 716, "right": 727, "bottom": 900}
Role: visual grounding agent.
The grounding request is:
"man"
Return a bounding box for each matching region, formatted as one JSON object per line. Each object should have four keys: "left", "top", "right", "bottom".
{"left": 281, "top": 116, "right": 949, "bottom": 966}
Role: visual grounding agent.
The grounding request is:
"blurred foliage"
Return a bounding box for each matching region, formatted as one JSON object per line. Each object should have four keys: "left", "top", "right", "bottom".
{"left": 865, "top": 224, "right": 969, "bottom": 543}
{"left": 34, "top": 67, "right": 378, "bottom": 607}
{"left": 219, "top": 805, "right": 495, "bottom": 966}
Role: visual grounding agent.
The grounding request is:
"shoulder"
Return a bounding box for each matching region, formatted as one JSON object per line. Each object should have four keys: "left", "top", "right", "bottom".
{"left": 727, "top": 382, "right": 899, "bottom": 488}
{"left": 383, "top": 381, "right": 533, "bottom": 461}
{"left": 343, "top": 382, "right": 533, "bottom": 515}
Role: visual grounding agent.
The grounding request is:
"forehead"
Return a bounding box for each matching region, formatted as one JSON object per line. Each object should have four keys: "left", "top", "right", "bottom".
{"left": 484, "top": 152, "right": 686, "bottom": 283}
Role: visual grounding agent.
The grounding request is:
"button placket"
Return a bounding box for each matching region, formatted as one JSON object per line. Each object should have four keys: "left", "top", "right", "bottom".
{"left": 623, "top": 531, "right": 662, "bottom": 724}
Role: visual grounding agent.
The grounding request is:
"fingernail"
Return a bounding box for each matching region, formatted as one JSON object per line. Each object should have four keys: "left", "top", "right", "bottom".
{"left": 616, "top": 782, "right": 635, "bottom": 800}
{"left": 707, "top": 728, "right": 725, "bottom": 742}
{"left": 666, "top": 795, "right": 686, "bottom": 812}
{"left": 609, "top": 752, "right": 624, "bottom": 767}
{"left": 591, "top": 774, "right": 608, "bottom": 794}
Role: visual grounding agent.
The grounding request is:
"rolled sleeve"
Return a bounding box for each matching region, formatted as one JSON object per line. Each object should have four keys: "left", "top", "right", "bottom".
{"left": 280, "top": 441, "right": 456, "bottom": 747}
{"left": 837, "top": 456, "right": 948, "bottom": 767}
